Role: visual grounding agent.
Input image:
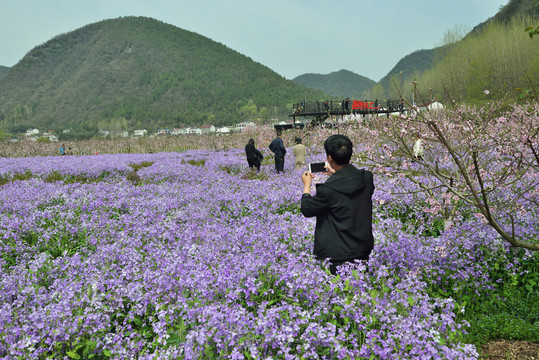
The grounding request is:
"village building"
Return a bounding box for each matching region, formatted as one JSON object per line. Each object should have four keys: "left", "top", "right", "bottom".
{"left": 133, "top": 129, "right": 148, "bottom": 137}
{"left": 26, "top": 129, "right": 39, "bottom": 137}
{"left": 216, "top": 126, "right": 232, "bottom": 135}
{"left": 171, "top": 128, "right": 186, "bottom": 135}
{"left": 42, "top": 131, "right": 58, "bottom": 142}
{"left": 235, "top": 121, "right": 255, "bottom": 132}
{"left": 185, "top": 127, "right": 202, "bottom": 135}
{"left": 156, "top": 129, "right": 172, "bottom": 136}
{"left": 200, "top": 124, "right": 216, "bottom": 134}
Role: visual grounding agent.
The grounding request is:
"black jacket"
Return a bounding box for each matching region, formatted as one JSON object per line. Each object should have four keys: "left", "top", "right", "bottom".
{"left": 269, "top": 137, "right": 286, "bottom": 157}
{"left": 301, "top": 164, "right": 374, "bottom": 261}
{"left": 245, "top": 143, "right": 263, "bottom": 163}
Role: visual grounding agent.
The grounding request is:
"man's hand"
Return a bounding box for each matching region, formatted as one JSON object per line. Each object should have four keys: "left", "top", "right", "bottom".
{"left": 302, "top": 171, "right": 315, "bottom": 194}
{"left": 324, "top": 162, "right": 335, "bottom": 176}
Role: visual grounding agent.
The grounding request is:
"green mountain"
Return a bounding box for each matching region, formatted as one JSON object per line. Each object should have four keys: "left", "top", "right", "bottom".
{"left": 0, "top": 66, "right": 9, "bottom": 81}
{"left": 292, "top": 70, "right": 375, "bottom": 99}
{"left": 472, "top": 0, "right": 539, "bottom": 33}
{"left": 377, "top": 48, "right": 443, "bottom": 97}
{"left": 0, "top": 16, "right": 325, "bottom": 135}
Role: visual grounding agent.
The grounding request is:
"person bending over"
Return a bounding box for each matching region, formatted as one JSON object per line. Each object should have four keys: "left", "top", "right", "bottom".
{"left": 245, "top": 138, "right": 263, "bottom": 172}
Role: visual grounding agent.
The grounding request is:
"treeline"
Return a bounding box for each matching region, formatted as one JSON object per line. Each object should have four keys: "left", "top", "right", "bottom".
{"left": 388, "top": 15, "right": 539, "bottom": 104}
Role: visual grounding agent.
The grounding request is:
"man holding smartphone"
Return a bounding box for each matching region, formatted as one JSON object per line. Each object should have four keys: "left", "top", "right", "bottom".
{"left": 300, "top": 134, "right": 374, "bottom": 275}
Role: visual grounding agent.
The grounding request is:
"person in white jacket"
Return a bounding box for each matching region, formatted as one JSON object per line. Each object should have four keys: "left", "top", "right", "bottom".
{"left": 413, "top": 137, "right": 424, "bottom": 161}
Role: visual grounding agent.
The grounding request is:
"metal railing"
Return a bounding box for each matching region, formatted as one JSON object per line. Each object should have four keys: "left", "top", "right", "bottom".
{"left": 291, "top": 99, "right": 405, "bottom": 116}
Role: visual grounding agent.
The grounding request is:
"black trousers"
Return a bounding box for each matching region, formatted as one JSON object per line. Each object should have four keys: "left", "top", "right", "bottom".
{"left": 274, "top": 156, "right": 284, "bottom": 173}
{"left": 247, "top": 159, "right": 260, "bottom": 171}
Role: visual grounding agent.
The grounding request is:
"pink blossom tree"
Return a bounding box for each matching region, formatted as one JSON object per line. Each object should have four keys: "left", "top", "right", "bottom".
{"left": 363, "top": 88, "right": 539, "bottom": 251}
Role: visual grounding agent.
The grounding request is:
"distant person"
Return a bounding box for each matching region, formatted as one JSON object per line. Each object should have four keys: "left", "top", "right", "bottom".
{"left": 293, "top": 137, "right": 307, "bottom": 170}
{"left": 300, "top": 134, "right": 375, "bottom": 275}
{"left": 245, "top": 138, "right": 263, "bottom": 172}
{"left": 344, "top": 98, "right": 350, "bottom": 112}
{"left": 412, "top": 136, "right": 424, "bottom": 162}
{"left": 269, "top": 129, "right": 286, "bottom": 173}
{"left": 60, "top": 144, "right": 66, "bottom": 156}
{"left": 66, "top": 147, "right": 74, "bottom": 156}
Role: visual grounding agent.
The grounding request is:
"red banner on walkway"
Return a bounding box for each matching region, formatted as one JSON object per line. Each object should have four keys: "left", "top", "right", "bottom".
{"left": 352, "top": 100, "right": 379, "bottom": 110}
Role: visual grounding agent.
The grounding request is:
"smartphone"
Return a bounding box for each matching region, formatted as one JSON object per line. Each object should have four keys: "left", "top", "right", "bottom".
{"left": 308, "top": 162, "right": 326, "bottom": 173}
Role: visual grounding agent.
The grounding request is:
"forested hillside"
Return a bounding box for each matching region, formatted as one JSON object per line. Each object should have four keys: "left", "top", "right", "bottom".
{"left": 471, "top": 0, "right": 539, "bottom": 33}
{"left": 377, "top": 0, "right": 539, "bottom": 101}
{"left": 0, "top": 66, "right": 9, "bottom": 81}
{"left": 292, "top": 70, "right": 375, "bottom": 99}
{"left": 414, "top": 15, "right": 539, "bottom": 104}
{"left": 294, "top": 0, "right": 538, "bottom": 103}
{"left": 376, "top": 48, "right": 443, "bottom": 98}
{"left": 0, "top": 16, "right": 325, "bottom": 136}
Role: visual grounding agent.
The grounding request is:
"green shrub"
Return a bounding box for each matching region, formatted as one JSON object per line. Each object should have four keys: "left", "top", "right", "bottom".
{"left": 12, "top": 169, "right": 33, "bottom": 181}
{"left": 126, "top": 171, "right": 141, "bottom": 185}
{"left": 44, "top": 170, "right": 64, "bottom": 183}
{"left": 128, "top": 161, "right": 154, "bottom": 172}
{"left": 241, "top": 170, "right": 269, "bottom": 180}
{"left": 219, "top": 164, "right": 242, "bottom": 175}
{"left": 185, "top": 159, "right": 206, "bottom": 167}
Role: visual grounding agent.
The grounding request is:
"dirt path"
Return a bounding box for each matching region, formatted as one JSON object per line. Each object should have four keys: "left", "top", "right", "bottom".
{"left": 480, "top": 340, "right": 539, "bottom": 359}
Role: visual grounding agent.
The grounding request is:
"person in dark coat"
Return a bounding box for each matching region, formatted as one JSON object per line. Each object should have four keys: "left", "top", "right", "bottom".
{"left": 300, "top": 134, "right": 374, "bottom": 275}
{"left": 269, "top": 129, "right": 286, "bottom": 173}
{"left": 245, "top": 138, "right": 263, "bottom": 171}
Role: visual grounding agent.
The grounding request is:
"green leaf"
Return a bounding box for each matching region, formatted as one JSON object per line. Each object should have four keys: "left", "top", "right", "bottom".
{"left": 133, "top": 317, "right": 143, "bottom": 328}
{"left": 67, "top": 351, "right": 81, "bottom": 359}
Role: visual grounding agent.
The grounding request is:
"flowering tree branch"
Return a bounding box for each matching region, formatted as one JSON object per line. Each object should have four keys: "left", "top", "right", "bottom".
{"left": 362, "top": 85, "right": 539, "bottom": 251}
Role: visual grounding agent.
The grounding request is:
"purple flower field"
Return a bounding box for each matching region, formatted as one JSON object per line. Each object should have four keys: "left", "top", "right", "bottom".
{"left": 0, "top": 146, "right": 534, "bottom": 359}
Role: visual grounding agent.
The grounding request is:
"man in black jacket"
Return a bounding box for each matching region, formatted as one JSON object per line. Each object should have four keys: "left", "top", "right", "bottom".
{"left": 269, "top": 130, "right": 286, "bottom": 173}
{"left": 300, "top": 134, "right": 374, "bottom": 275}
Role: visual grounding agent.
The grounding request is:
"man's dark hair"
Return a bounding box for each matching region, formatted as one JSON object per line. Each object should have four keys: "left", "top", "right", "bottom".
{"left": 276, "top": 129, "right": 282, "bottom": 137}
{"left": 295, "top": 137, "right": 302, "bottom": 144}
{"left": 324, "top": 134, "right": 353, "bottom": 165}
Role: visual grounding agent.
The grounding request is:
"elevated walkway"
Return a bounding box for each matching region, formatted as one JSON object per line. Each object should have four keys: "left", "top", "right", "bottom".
{"left": 284, "top": 99, "right": 407, "bottom": 128}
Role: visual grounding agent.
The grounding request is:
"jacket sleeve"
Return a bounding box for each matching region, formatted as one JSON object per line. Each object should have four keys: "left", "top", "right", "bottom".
{"left": 301, "top": 186, "right": 330, "bottom": 217}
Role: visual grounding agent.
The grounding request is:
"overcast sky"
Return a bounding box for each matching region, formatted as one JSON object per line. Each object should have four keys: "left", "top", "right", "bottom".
{"left": 1, "top": 0, "right": 508, "bottom": 81}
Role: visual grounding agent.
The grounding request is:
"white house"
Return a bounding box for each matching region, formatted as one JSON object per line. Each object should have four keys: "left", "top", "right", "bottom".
{"left": 26, "top": 129, "right": 39, "bottom": 137}
{"left": 200, "top": 124, "right": 216, "bottom": 134}
{"left": 186, "top": 127, "right": 202, "bottom": 135}
{"left": 156, "top": 129, "right": 172, "bottom": 136}
{"left": 216, "top": 126, "right": 231, "bottom": 135}
{"left": 133, "top": 129, "right": 148, "bottom": 137}
{"left": 42, "top": 131, "right": 58, "bottom": 142}
{"left": 171, "top": 128, "right": 186, "bottom": 135}
{"left": 235, "top": 121, "right": 255, "bottom": 132}
{"left": 111, "top": 130, "right": 129, "bottom": 138}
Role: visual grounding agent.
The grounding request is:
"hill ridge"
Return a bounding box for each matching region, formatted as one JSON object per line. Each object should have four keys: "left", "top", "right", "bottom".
{"left": 0, "top": 16, "right": 325, "bottom": 136}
